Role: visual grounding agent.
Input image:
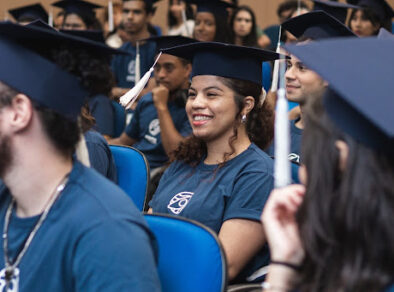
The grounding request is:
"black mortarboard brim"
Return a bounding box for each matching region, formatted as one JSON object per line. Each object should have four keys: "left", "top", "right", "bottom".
{"left": 186, "top": 0, "right": 234, "bottom": 17}
{"left": 355, "top": 0, "right": 394, "bottom": 21}
{"left": 19, "top": 20, "right": 129, "bottom": 56}
{"left": 312, "top": 0, "right": 360, "bottom": 23}
{"left": 52, "top": 0, "right": 101, "bottom": 20}
{"left": 0, "top": 34, "right": 87, "bottom": 120}
{"left": 139, "top": 35, "right": 198, "bottom": 53}
{"left": 60, "top": 29, "right": 105, "bottom": 43}
{"left": 282, "top": 11, "right": 356, "bottom": 40}
{"left": 8, "top": 3, "right": 48, "bottom": 23}
{"left": 285, "top": 38, "right": 394, "bottom": 152}
{"left": 377, "top": 27, "right": 394, "bottom": 38}
{"left": 162, "top": 42, "right": 286, "bottom": 87}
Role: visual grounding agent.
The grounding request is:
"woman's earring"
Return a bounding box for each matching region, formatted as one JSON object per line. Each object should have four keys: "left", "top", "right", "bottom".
{"left": 241, "top": 114, "right": 247, "bottom": 123}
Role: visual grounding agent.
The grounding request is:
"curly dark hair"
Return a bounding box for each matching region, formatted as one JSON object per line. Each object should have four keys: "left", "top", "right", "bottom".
{"left": 171, "top": 77, "right": 274, "bottom": 166}
{"left": 62, "top": 11, "right": 103, "bottom": 30}
{"left": 0, "top": 81, "right": 80, "bottom": 158}
{"left": 229, "top": 5, "right": 258, "bottom": 47}
{"left": 295, "top": 97, "right": 394, "bottom": 292}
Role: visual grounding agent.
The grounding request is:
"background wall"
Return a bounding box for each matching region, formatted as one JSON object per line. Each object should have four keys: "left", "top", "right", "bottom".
{"left": 2, "top": 0, "right": 394, "bottom": 32}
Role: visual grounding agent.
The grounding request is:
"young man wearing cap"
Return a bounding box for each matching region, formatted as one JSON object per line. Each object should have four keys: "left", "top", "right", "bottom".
{"left": 111, "top": 0, "right": 159, "bottom": 99}
{"left": 0, "top": 23, "right": 160, "bottom": 291}
{"left": 267, "top": 11, "right": 356, "bottom": 164}
{"left": 110, "top": 36, "right": 194, "bottom": 173}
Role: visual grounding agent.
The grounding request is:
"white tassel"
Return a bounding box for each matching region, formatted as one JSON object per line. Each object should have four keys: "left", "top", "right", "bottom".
{"left": 48, "top": 10, "right": 53, "bottom": 27}
{"left": 119, "top": 52, "right": 162, "bottom": 109}
{"left": 108, "top": 0, "right": 114, "bottom": 32}
{"left": 181, "top": 9, "right": 190, "bottom": 36}
{"left": 76, "top": 133, "right": 91, "bottom": 167}
{"left": 135, "top": 41, "right": 141, "bottom": 84}
{"left": 270, "top": 26, "right": 282, "bottom": 93}
{"left": 274, "top": 60, "right": 291, "bottom": 188}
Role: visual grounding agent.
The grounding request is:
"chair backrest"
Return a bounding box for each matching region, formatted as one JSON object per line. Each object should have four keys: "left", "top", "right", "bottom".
{"left": 111, "top": 100, "right": 126, "bottom": 138}
{"left": 144, "top": 214, "right": 227, "bottom": 292}
{"left": 109, "top": 145, "right": 149, "bottom": 211}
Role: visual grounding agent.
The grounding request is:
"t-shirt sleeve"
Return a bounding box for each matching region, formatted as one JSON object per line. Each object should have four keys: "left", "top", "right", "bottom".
{"left": 223, "top": 171, "right": 274, "bottom": 223}
{"left": 73, "top": 219, "right": 161, "bottom": 292}
{"left": 89, "top": 98, "right": 115, "bottom": 137}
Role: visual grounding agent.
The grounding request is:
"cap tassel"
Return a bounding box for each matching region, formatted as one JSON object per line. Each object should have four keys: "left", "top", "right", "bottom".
{"left": 48, "top": 10, "right": 54, "bottom": 27}
{"left": 119, "top": 52, "right": 162, "bottom": 109}
{"left": 135, "top": 41, "right": 141, "bottom": 83}
{"left": 75, "top": 118, "right": 91, "bottom": 167}
{"left": 181, "top": 9, "right": 190, "bottom": 36}
{"left": 274, "top": 59, "right": 291, "bottom": 188}
{"left": 270, "top": 26, "right": 282, "bottom": 92}
{"left": 108, "top": 0, "right": 114, "bottom": 32}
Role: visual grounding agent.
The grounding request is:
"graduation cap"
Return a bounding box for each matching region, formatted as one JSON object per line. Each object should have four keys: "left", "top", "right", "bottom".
{"left": 312, "top": 0, "right": 360, "bottom": 23}
{"left": 284, "top": 38, "right": 394, "bottom": 152}
{"left": 185, "top": 0, "right": 234, "bottom": 16}
{"left": 52, "top": 0, "right": 102, "bottom": 21}
{"left": 0, "top": 29, "right": 87, "bottom": 120}
{"left": 60, "top": 29, "right": 105, "bottom": 43}
{"left": 348, "top": 0, "right": 394, "bottom": 22}
{"left": 8, "top": 3, "right": 48, "bottom": 24}
{"left": 139, "top": 35, "right": 198, "bottom": 53}
{"left": 282, "top": 11, "right": 356, "bottom": 40}
{"left": 162, "top": 42, "right": 286, "bottom": 86}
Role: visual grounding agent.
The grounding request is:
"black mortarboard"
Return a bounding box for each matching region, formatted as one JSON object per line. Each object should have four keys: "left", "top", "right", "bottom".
{"left": 312, "top": 0, "right": 360, "bottom": 23}
{"left": 0, "top": 24, "right": 87, "bottom": 120}
{"left": 186, "top": 0, "right": 234, "bottom": 16}
{"left": 140, "top": 35, "right": 198, "bottom": 53}
{"left": 348, "top": 0, "right": 394, "bottom": 22}
{"left": 285, "top": 38, "right": 394, "bottom": 152}
{"left": 60, "top": 29, "right": 105, "bottom": 43}
{"left": 8, "top": 3, "right": 48, "bottom": 24}
{"left": 162, "top": 42, "right": 285, "bottom": 86}
{"left": 52, "top": 0, "right": 102, "bottom": 20}
{"left": 282, "top": 11, "right": 356, "bottom": 40}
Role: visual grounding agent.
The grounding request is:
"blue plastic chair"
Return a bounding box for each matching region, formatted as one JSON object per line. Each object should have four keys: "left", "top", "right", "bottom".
{"left": 109, "top": 145, "right": 149, "bottom": 211}
{"left": 144, "top": 214, "right": 227, "bottom": 292}
{"left": 111, "top": 100, "right": 126, "bottom": 138}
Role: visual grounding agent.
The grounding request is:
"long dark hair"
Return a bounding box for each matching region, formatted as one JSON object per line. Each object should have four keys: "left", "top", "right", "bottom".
{"left": 213, "top": 13, "right": 232, "bottom": 43}
{"left": 229, "top": 5, "right": 258, "bottom": 47}
{"left": 296, "top": 98, "right": 394, "bottom": 292}
{"left": 349, "top": 7, "right": 391, "bottom": 34}
{"left": 63, "top": 11, "right": 102, "bottom": 30}
{"left": 168, "top": 0, "right": 194, "bottom": 28}
{"left": 172, "top": 77, "right": 274, "bottom": 166}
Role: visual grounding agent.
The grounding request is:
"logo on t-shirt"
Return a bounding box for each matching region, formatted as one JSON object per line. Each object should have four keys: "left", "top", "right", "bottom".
{"left": 126, "top": 59, "right": 136, "bottom": 82}
{"left": 0, "top": 267, "right": 19, "bottom": 292}
{"left": 167, "top": 191, "right": 194, "bottom": 215}
{"left": 149, "top": 119, "right": 161, "bottom": 136}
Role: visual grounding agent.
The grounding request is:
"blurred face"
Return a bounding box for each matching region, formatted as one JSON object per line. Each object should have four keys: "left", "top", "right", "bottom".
{"left": 285, "top": 55, "right": 327, "bottom": 104}
{"left": 154, "top": 54, "right": 191, "bottom": 92}
{"left": 122, "top": 0, "right": 151, "bottom": 34}
{"left": 170, "top": 0, "right": 186, "bottom": 19}
{"left": 233, "top": 10, "right": 253, "bottom": 38}
{"left": 194, "top": 12, "right": 216, "bottom": 42}
{"left": 186, "top": 75, "right": 239, "bottom": 142}
{"left": 350, "top": 9, "right": 379, "bottom": 37}
{"left": 62, "top": 14, "right": 87, "bottom": 30}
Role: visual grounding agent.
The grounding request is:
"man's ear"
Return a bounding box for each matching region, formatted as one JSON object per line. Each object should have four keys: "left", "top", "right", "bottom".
{"left": 9, "top": 94, "right": 34, "bottom": 133}
{"left": 335, "top": 140, "right": 349, "bottom": 172}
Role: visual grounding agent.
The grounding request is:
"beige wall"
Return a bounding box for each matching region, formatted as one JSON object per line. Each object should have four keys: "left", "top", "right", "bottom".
{"left": 2, "top": 0, "right": 394, "bottom": 31}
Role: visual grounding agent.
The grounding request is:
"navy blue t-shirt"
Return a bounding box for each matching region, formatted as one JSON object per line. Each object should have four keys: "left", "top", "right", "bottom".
{"left": 267, "top": 119, "right": 303, "bottom": 163}
{"left": 88, "top": 94, "right": 115, "bottom": 137}
{"left": 0, "top": 162, "right": 160, "bottom": 292}
{"left": 84, "top": 130, "right": 117, "bottom": 183}
{"left": 125, "top": 92, "right": 192, "bottom": 169}
{"left": 150, "top": 143, "right": 274, "bottom": 282}
{"left": 111, "top": 41, "right": 156, "bottom": 88}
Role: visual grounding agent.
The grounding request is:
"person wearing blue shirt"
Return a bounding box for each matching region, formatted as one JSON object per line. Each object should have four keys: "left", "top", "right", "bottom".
{"left": 0, "top": 22, "right": 160, "bottom": 291}
{"left": 149, "top": 42, "right": 283, "bottom": 283}
{"left": 111, "top": 0, "right": 161, "bottom": 99}
{"left": 109, "top": 36, "right": 195, "bottom": 171}
{"left": 88, "top": 94, "right": 116, "bottom": 138}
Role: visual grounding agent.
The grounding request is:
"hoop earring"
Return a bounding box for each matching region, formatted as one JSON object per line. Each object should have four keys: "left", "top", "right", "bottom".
{"left": 241, "top": 114, "right": 247, "bottom": 124}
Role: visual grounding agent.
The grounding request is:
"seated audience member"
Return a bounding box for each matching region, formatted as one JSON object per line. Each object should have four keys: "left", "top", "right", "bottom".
{"left": 348, "top": 0, "right": 394, "bottom": 37}
{"left": 262, "top": 37, "right": 394, "bottom": 292}
{"left": 52, "top": 0, "right": 103, "bottom": 30}
{"left": 149, "top": 42, "right": 283, "bottom": 283}
{"left": 8, "top": 4, "right": 48, "bottom": 25}
{"left": 312, "top": 0, "right": 360, "bottom": 24}
{"left": 267, "top": 11, "right": 356, "bottom": 164}
{"left": 188, "top": 0, "right": 232, "bottom": 43}
{"left": 230, "top": 5, "right": 258, "bottom": 47}
{"left": 0, "top": 21, "right": 160, "bottom": 291}
{"left": 109, "top": 36, "right": 195, "bottom": 172}
{"left": 167, "top": 0, "right": 195, "bottom": 37}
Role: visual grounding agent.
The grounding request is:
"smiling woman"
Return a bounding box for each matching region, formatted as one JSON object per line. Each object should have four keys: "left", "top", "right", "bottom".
{"left": 149, "top": 42, "right": 284, "bottom": 284}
